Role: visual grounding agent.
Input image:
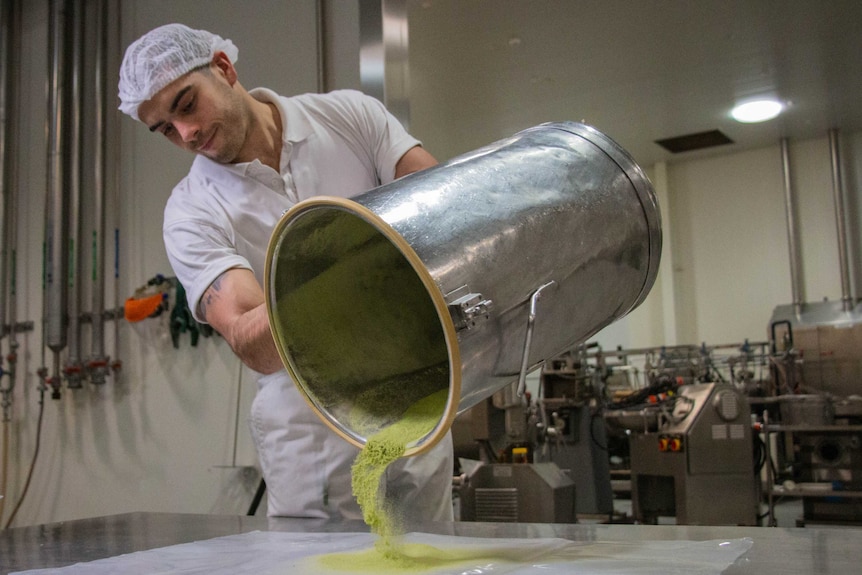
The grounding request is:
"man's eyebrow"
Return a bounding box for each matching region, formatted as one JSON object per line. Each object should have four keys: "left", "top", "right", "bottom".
{"left": 147, "top": 85, "right": 193, "bottom": 132}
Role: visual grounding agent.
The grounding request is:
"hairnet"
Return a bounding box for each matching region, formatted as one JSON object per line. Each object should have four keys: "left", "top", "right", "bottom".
{"left": 118, "top": 23, "right": 239, "bottom": 121}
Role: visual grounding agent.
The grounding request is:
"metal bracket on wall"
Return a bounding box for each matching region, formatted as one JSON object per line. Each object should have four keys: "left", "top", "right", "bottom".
{"left": 80, "top": 307, "right": 125, "bottom": 323}
{"left": 2, "top": 321, "right": 34, "bottom": 334}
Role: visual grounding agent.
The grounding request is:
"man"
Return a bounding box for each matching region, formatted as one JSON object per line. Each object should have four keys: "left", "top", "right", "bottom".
{"left": 118, "top": 23, "right": 454, "bottom": 522}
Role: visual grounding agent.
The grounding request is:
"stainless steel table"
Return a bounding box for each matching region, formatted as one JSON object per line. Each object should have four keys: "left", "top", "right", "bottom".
{"left": 1, "top": 512, "right": 860, "bottom": 574}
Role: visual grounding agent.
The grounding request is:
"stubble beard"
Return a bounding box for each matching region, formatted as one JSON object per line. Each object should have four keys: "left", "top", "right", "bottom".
{"left": 204, "top": 88, "right": 250, "bottom": 164}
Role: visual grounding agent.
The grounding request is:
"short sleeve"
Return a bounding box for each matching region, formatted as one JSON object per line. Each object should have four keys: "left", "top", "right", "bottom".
{"left": 312, "top": 90, "right": 421, "bottom": 185}
{"left": 163, "top": 182, "right": 251, "bottom": 323}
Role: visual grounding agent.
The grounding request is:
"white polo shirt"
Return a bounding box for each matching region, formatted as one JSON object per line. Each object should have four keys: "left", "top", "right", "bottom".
{"left": 163, "top": 88, "right": 420, "bottom": 321}
{"left": 160, "top": 88, "right": 454, "bottom": 521}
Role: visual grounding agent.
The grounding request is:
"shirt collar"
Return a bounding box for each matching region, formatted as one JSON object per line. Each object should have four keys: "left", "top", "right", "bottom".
{"left": 249, "top": 87, "right": 314, "bottom": 145}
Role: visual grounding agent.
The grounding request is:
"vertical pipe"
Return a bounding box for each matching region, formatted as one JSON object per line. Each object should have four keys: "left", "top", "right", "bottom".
{"left": 89, "top": 0, "right": 109, "bottom": 384}
{"left": 381, "top": 0, "right": 410, "bottom": 130}
{"left": 110, "top": 0, "right": 122, "bottom": 378}
{"left": 315, "top": 0, "right": 327, "bottom": 93}
{"left": 359, "top": 0, "right": 411, "bottom": 130}
{"left": 45, "top": 0, "right": 69, "bottom": 398}
{"left": 780, "top": 138, "right": 804, "bottom": 315}
{"left": 64, "top": 0, "right": 84, "bottom": 389}
{"left": 0, "top": 0, "right": 11, "bottom": 342}
{"left": 358, "top": 0, "right": 384, "bottom": 103}
{"left": 1, "top": 0, "right": 22, "bottom": 422}
{"left": 828, "top": 129, "right": 853, "bottom": 312}
{"left": 5, "top": 0, "right": 19, "bottom": 354}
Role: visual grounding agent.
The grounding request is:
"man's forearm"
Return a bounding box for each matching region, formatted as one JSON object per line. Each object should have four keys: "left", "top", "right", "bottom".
{"left": 226, "top": 303, "right": 284, "bottom": 374}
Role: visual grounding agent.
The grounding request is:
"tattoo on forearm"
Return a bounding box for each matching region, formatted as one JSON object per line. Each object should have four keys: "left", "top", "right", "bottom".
{"left": 211, "top": 273, "right": 225, "bottom": 292}
{"left": 200, "top": 272, "right": 227, "bottom": 322}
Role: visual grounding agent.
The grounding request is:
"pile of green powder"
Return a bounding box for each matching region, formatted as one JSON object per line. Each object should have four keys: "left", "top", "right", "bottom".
{"left": 316, "top": 388, "right": 449, "bottom": 572}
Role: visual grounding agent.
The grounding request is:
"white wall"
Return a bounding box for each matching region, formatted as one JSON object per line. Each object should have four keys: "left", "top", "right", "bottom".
{"left": 596, "top": 132, "right": 861, "bottom": 350}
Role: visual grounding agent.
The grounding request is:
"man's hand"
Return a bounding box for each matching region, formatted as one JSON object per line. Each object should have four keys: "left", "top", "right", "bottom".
{"left": 199, "top": 268, "right": 284, "bottom": 374}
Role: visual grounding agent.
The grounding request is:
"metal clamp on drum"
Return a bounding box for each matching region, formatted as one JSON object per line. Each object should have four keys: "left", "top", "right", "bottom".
{"left": 264, "top": 122, "right": 662, "bottom": 457}
{"left": 446, "top": 288, "right": 493, "bottom": 332}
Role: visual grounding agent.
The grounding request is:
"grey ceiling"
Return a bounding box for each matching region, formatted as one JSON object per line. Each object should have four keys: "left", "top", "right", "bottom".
{"left": 406, "top": 0, "right": 862, "bottom": 166}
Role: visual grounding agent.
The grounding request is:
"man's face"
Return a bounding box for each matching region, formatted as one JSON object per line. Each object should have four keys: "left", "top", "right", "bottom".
{"left": 137, "top": 63, "right": 249, "bottom": 164}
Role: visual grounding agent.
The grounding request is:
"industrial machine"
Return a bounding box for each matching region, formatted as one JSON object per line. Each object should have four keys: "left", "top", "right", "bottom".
{"left": 765, "top": 301, "right": 862, "bottom": 526}
{"left": 608, "top": 381, "right": 759, "bottom": 525}
{"left": 457, "top": 460, "right": 576, "bottom": 523}
{"left": 452, "top": 345, "right": 614, "bottom": 523}
{"left": 453, "top": 342, "right": 767, "bottom": 525}
{"left": 452, "top": 299, "right": 861, "bottom": 528}
{"left": 590, "top": 341, "right": 768, "bottom": 526}
{"left": 532, "top": 348, "right": 614, "bottom": 516}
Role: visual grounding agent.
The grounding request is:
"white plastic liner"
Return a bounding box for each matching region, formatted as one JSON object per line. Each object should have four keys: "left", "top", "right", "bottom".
{"left": 12, "top": 530, "right": 753, "bottom": 575}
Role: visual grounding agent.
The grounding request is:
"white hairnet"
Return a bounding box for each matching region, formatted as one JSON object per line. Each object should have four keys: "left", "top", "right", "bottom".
{"left": 118, "top": 23, "right": 239, "bottom": 121}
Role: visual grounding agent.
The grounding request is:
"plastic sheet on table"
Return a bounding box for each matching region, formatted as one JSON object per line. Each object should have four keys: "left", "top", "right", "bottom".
{"left": 11, "top": 530, "right": 754, "bottom": 575}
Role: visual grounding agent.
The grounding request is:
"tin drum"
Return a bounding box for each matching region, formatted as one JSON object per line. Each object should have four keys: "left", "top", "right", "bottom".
{"left": 264, "top": 122, "right": 661, "bottom": 455}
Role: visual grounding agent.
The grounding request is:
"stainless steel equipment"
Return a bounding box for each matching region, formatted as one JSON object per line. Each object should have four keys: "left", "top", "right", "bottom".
{"left": 770, "top": 302, "right": 862, "bottom": 399}
{"left": 531, "top": 349, "right": 614, "bottom": 516}
{"left": 456, "top": 342, "right": 770, "bottom": 524}
{"left": 453, "top": 356, "right": 613, "bottom": 522}
{"left": 619, "top": 382, "right": 759, "bottom": 525}
{"left": 766, "top": 303, "right": 862, "bottom": 525}
{"left": 265, "top": 122, "right": 661, "bottom": 455}
{"left": 458, "top": 461, "right": 576, "bottom": 523}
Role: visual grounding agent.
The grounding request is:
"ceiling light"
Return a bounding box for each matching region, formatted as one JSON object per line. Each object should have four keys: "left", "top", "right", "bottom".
{"left": 731, "top": 99, "right": 784, "bottom": 123}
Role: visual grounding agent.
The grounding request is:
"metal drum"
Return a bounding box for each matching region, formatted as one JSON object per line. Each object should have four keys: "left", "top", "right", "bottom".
{"left": 264, "top": 122, "right": 661, "bottom": 455}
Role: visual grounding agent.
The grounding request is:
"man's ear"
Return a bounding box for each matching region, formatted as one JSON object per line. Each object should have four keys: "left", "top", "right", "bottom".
{"left": 211, "top": 51, "right": 237, "bottom": 85}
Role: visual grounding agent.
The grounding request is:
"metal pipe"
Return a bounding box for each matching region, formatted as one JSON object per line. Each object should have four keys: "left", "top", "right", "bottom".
{"left": 45, "top": 0, "right": 68, "bottom": 360}
{"left": 358, "top": 0, "right": 384, "bottom": 103}
{"left": 780, "top": 138, "right": 804, "bottom": 315}
{"left": 89, "top": 0, "right": 109, "bottom": 384}
{"left": 380, "top": 0, "right": 410, "bottom": 130}
{"left": 315, "top": 0, "right": 327, "bottom": 93}
{"left": 109, "top": 0, "right": 122, "bottom": 379}
{"left": 0, "top": 0, "right": 22, "bottom": 423}
{"left": 0, "top": 0, "right": 12, "bottom": 342}
{"left": 5, "top": 0, "right": 20, "bottom": 352}
{"left": 828, "top": 128, "right": 853, "bottom": 312}
{"left": 63, "top": 0, "right": 84, "bottom": 389}
{"left": 359, "top": 0, "right": 411, "bottom": 130}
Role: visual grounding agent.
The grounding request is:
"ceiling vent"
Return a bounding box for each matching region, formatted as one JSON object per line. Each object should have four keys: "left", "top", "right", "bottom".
{"left": 655, "top": 130, "right": 734, "bottom": 153}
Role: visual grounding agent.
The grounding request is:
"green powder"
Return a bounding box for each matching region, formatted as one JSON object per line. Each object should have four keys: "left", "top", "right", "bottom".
{"left": 313, "top": 538, "right": 525, "bottom": 574}
{"left": 316, "top": 388, "right": 449, "bottom": 572}
{"left": 270, "top": 209, "right": 449, "bottom": 438}
{"left": 272, "top": 207, "right": 461, "bottom": 572}
{"left": 352, "top": 388, "right": 448, "bottom": 540}
{"left": 345, "top": 363, "right": 449, "bottom": 437}
{"left": 315, "top": 542, "right": 498, "bottom": 574}
{"left": 272, "top": 210, "right": 446, "bottom": 395}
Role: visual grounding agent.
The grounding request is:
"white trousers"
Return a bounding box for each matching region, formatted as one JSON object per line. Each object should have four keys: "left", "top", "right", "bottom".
{"left": 249, "top": 371, "right": 454, "bottom": 522}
